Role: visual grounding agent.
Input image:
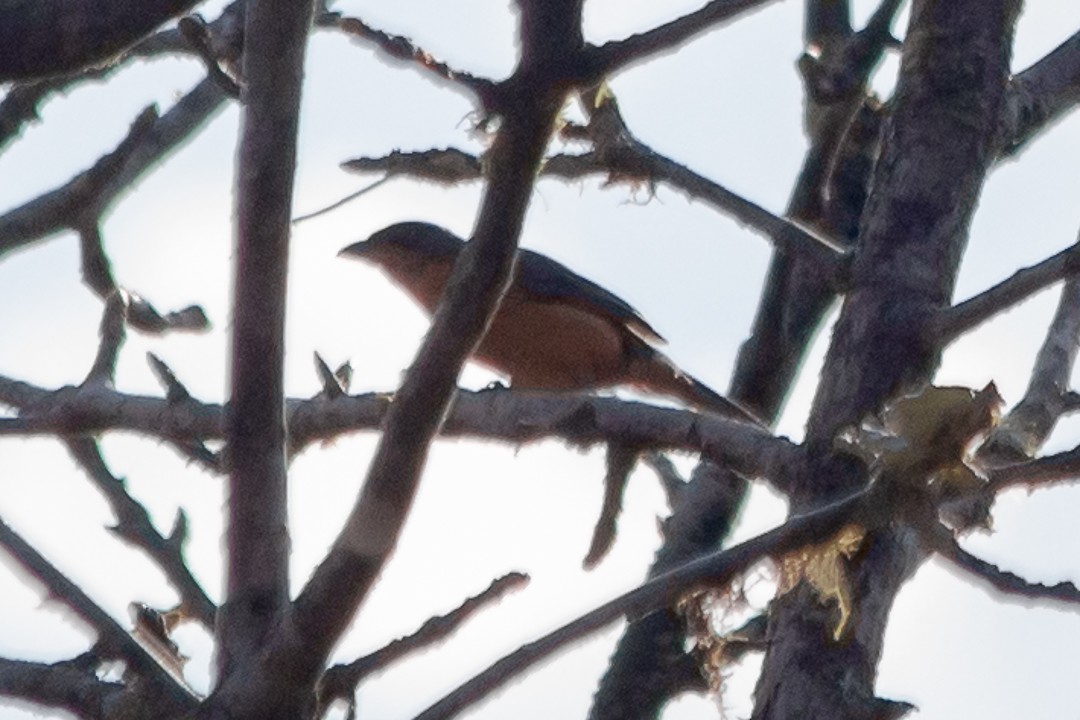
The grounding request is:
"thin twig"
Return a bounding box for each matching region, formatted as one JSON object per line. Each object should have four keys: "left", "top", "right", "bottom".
{"left": 318, "top": 572, "right": 529, "bottom": 717}
{"left": 936, "top": 234, "right": 1080, "bottom": 344}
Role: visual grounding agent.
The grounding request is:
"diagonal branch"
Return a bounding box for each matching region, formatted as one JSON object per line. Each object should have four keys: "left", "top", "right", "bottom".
{"left": 935, "top": 232, "right": 1080, "bottom": 344}
{"left": 291, "top": 3, "right": 595, "bottom": 674}
{"left": 931, "top": 529, "right": 1080, "bottom": 607}
{"left": 317, "top": 572, "right": 528, "bottom": 717}
{"left": 1001, "top": 29, "right": 1080, "bottom": 157}
{"left": 580, "top": 0, "right": 785, "bottom": 82}
{"left": 0, "top": 518, "right": 196, "bottom": 713}
{"left": 412, "top": 485, "right": 871, "bottom": 720}
{"left": 316, "top": 13, "right": 497, "bottom": 103}
{"left": 65, "top": 438, "right": 217, "bottom": 628}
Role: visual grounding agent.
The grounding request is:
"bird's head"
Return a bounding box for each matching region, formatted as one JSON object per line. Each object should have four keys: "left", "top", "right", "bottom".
{"left": 339, "top": 222, "right": 463, "bottom": 275}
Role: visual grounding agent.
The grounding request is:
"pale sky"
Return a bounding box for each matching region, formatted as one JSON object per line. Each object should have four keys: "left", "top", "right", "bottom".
{"left": 2, "top": 1, "right": 1080, "bottom": 719}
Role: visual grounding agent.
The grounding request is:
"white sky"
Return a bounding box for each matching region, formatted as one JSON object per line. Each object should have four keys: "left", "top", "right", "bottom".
{"left": 1, "top": 1, "right": 1080, "bottom": 719}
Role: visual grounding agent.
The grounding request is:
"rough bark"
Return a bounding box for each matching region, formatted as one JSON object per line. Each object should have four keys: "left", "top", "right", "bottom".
{"left": 753, "top": 1, "right": 1020, "bottom": 719}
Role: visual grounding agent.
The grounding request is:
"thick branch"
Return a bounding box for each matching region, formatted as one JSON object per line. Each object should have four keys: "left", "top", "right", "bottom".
{"left": 1001, "top": 29, "right": 1080, "bottom": 156}
{"left": 217, "top": 0, "right": 313, "bottom": 684}
{"left": 290, "top": 2, "right": 579, "bottom": 678}
{"left": 0, "top": 656, "right": 128, "bottom": 720}
{"left": 0, "top": 378, "right": 804, "bottom": 495}
{"left": 0, "top": 0, "right": 202, "bottom": 82}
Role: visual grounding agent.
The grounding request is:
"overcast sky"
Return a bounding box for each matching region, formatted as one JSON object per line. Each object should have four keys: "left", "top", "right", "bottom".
{"left": 2, "top": 1, "right": 1080, "bottom": 719}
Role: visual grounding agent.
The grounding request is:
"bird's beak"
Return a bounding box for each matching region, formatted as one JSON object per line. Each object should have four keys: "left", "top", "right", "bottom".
{"left": 338, "top": 239, "right": 372, "bottom": 258}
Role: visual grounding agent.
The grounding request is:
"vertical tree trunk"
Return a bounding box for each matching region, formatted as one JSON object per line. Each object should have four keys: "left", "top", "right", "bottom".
{"left": 754, "top": 1, "right": 1020, "bottom": 718}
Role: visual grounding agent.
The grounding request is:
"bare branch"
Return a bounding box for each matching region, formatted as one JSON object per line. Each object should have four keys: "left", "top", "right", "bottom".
{"left": 0, "top": 518, "right": 196, "bottom": 712}
{"left": 343, "top": 143, "right": 845, "bottom": 269}
{"left": 316, "top": 13, "right": 496, "bottom": 103}
{"left": 177, "top": 15, "right": 243, "bottom": 98}
{"left": 987, "top": 445, "right": 1080, "bottom": 493}
{"left": 981, "top": 278, "right": 1080, "bottom": 462}
{"left": 0, "top": 0, "right": 202, "bottom": 82}
{"left": 936, "top": 234, "right": 1080, "bottom": 344}
{"left": 0, "top": 375, "right": 803, "bottom": 495}
{"left": 0, "top": 77, "right": 227, "bottom": 255}
{"left": 65, "top": 438, "right": 217, "bottom": 629}
{"left": 317, "top": 572, "right": 529, "bottom": 716}
{"left": 932, "top": 530, "right": 1080, "bottom": 607}
{"left": 216, "top": 0, "right": 314, "bottom": 682}
{"left": 0, "top": 655, "right": 129, "bottom": 720}
{"left": 413, "top": 485, "right": 870, "bottom": 720}
{"left": 1001, "top": 29, "right": 1080, "bottom": 157}
{"left": 581, "top": 0, "right": 784, "bottom": 82}
{"left": 291, "top": 2, "right": 584, "bottom": 671}
{"left": 583, "top": 443, "right": 640, "bottom": 569}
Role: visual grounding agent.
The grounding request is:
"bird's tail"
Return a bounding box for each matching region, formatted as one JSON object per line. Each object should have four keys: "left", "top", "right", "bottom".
{"left": 626, "top": 347, "right": 766, "bottom": 427}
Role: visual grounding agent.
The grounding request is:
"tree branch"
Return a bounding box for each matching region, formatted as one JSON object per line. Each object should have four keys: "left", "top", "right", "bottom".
{"left": 0, "top": 378, "right": 804, "bottom": 497}
{"left": 1001, "top": 29, "right": 1080, "bottom": 157}
{"left": 932, "top": 530, "right": 1080, "bottom": 607}
{"left": 289, "top": 1, "right": 583, "bottom": 675}
{"left": 935, "top": 233, "right": 1080, "bottom": 344}
{"left": 0, "top": 518, "right": 196, "bottom": 713}
{"left": 413, "top": 485, "right": 871, "bottom": 720}
{"left": 317, "top": 572, "right": 528, "bottom": 717}
{"left": 0, "top": 0, "right": 202, "bottom": 82}
{"left": 580, "top": 0, "right": 784, "bottom": 82}
{"left": 0, "top": 656, "right": 129, "bottom": 720}
{"left": 315, "top": 13, "right": 496, "bottom": 103}
{"left": 216, "top": 0, "right": 313, "bottom": 684}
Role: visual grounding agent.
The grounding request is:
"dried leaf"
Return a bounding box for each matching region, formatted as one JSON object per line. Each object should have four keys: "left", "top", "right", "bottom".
{"left": 777, "top": 524, "right": 867, "bottom": 640}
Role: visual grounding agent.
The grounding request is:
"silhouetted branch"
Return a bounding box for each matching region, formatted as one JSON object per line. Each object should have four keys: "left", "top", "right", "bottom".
{"left": 1001, "top": 29, "right": 1080, "bottom": 157}
{"left": 581, "top": 0, "right": 783, "bottom": 81}
{"left": 0, "top": 655, "right": 131, "bottom": 720}
{"left": 937, "top": 234, "right": 1080, "bottom": 344}
{"left": 0, "top": 518, "right": 196, "bottom": 713}
{"left": 933, "top": 531, "right": 1080, "bottom": 606}
{"left": 66, "top": 438, "right": 217, "bottom": 629}
{"left": 413, "top": 485, "right": 871, "bottom": 720}
{"left": 291, "top": 1, "right": 587, "bottom": 669}
{"left": 316, "top": 13, "right": 496, "bottom": 103}
{"left": 217, "top": 0, "right": 314, "bottom": 680}
{"left": 584, "top": 443, "right": 640, "bottom": 569}
{"left": 317, "top": 572, "right": 529, "bottom": 718}
{"left": 987, "top": 445, "right": 1080, "bottom": 493}
{"left": 0, "top": 0, "right": 202, "bottom": 82}
{"left": 981, "top": 277, "right": 1080, "bottom": 463}
{"left": 0, "top": 377, "right": 803, "bottom": 495}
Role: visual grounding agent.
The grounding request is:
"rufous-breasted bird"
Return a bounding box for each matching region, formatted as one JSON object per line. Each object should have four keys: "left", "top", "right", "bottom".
{"left": 340, "top": 222, "right": 761, "bottom": 425}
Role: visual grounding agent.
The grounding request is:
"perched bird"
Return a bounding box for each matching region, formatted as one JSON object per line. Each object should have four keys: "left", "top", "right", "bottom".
{"left": 340, "top": 222, "right": 761, "bottom": 425}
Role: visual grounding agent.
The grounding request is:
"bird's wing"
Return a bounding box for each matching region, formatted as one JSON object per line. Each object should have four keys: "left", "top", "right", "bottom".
{"left": 516, "top": 249, "right": 666, "bottom": 344}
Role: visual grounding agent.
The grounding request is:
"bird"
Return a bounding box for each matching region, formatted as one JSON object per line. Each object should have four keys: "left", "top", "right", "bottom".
{"left": 339, "top": 222, "right": 762, "bottom": 425}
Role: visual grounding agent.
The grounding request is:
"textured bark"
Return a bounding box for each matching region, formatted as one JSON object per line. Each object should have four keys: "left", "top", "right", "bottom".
{"left": 753, "top": 1, "right": 1020, "bottom": 719}
{"left": 0, "top": 0, "right": 202, "bottom": 81}
{"left": 589, "top": 464, "right": 747, "bottom": 719}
